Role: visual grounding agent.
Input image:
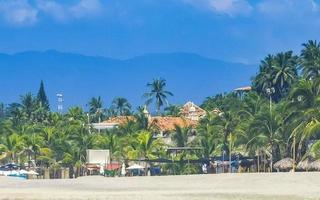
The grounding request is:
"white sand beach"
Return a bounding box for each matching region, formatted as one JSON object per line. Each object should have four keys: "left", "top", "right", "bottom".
{"left": 0, "top": 172, "right": 320, "bottom": 200}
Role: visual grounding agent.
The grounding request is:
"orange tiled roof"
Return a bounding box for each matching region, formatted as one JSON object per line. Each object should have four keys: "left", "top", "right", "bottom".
{"left": 102, "top": 116, "right": 135, "bottom": 126}
{"left": 149, "top": 116, "right": 197, "bottom": 132}
{"left": 103, "top": 115, "right": 198, "bottom": 132}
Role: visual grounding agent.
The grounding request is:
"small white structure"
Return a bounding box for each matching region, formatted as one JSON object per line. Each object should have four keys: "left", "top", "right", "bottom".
{"left": 127, "top": 164, "right": 145, "bottom": 170}
{"left": 92, "top": 122, "right": 118, "bottom": 130}
{"left": 86, "top": 149, "right": 110, "bottom": 165}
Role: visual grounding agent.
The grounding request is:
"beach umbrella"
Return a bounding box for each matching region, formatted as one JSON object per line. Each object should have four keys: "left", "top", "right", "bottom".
{"left": 310, "top": 160, "right": 320, "bottom": 171}
{"left": 297, "top": 157, "right": 314, "bottom": 171}
{"left": 274, "top": 158, "right": 294, "bottom": 171}
{"left": 126, "top": 164, "right": 144, "bottom": 170}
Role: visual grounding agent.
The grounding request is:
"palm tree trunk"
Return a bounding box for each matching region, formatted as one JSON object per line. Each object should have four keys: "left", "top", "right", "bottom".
{"left": 156, "top": 108, "right": 159, "bottom": 116}
{"left": 257, "top": 150, "right": 260, "bottom": 173}
{"left": 34, "top": 153, "right": 37, "bottom": 169}
{"left": 229, "top": 133, "right": 232, "bottom": 173}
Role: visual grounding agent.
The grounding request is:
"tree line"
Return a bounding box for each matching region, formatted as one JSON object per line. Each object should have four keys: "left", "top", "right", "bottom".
{"left": 1, "top": 40, "right": 320, "bottom": 176}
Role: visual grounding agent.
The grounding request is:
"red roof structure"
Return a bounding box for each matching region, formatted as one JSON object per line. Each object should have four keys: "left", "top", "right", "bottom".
{"left": 105, "top": 163, "right": 122, "bottom": 170}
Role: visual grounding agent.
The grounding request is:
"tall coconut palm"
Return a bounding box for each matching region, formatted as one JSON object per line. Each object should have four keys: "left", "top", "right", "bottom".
{"left": 144, "top": 78, "right": 173, "bottom": 115}
{"left": 300, "top": 40, "right": 320, "bottom": 79}
{"left": 111, "top": 97, "right": 132, "bottom": 116}
{"left": 253, "top": 55, "right": 274, "bottom": 95}
{"left": 287, "top": 78, "right": 320, "bottom": 160}
{"left": 272, "top": 51, "right": 298, "bottom": 95}
{"left": 88, "top": 97, "right": 104, "bottom": 123}
{"left": 253, "top": 52, "right": 298, "bottom": 101}
{"left": 249, "top": 108, "right": 284, "bottom": 171}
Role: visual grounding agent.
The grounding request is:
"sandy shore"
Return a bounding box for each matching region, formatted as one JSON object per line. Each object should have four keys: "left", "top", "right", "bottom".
{"left": 0, "top": 172, "right": 319, "bottom": 200}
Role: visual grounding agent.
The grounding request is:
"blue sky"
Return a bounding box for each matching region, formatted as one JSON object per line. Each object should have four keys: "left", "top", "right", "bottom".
{"left": 0, "top": 0, "right": 320, "bottom": 63}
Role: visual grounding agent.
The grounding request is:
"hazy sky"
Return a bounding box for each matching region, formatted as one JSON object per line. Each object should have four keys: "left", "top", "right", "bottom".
{"left": 0, "top": 0, "right": 320, "bottom": 63}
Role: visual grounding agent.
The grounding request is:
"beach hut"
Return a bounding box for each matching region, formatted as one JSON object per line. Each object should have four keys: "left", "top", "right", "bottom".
{"left": 274, "top": 158, "right": 294, "bottom": 172}
{"left": 297, "top": 157, "right": 314, "bottom": 171}
{"left": 310, "top": 160, "right": 320, "bottom": 171}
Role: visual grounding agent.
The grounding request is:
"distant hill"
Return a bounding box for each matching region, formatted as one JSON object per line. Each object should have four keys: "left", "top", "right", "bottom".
{"left": 0, "top": 50, "right": 257, "bottom": 111}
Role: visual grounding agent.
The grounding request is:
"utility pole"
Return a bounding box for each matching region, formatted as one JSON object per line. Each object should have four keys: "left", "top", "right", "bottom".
{"left": 56, "top": 93, "right": 64, "bottom": 114}
{"left": 229, "top": 133, "right": 232, "bottom": 173}
{"left": 266, "top": 87, "right": 275, "bottom": 172}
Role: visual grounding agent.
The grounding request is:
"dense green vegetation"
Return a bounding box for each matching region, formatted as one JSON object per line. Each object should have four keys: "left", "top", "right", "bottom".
{"left": 1, "top": 40, "right": 320, "bottom": 176}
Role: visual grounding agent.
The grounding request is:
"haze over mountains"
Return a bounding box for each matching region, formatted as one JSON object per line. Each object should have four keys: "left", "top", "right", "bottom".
{"left": 0, "top": 50, "right": 257, "bottom": 111}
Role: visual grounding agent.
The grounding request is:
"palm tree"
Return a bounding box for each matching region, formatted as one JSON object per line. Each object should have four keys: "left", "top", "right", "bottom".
{"left": 309, "top": 140, "right": 320, "bottom": 159}
{"left": 272, "top": 51, "right": 298, "bottom": 95}
{"left": 127, "top": 131, "right": 163, "bottom": 174}
{"left": 20, "top": 93, "right": 36, "bottom": 119}
{"left": 144, "top": 78, "right": 173, "bottom": 115}
{"left": 88, "top": 97, "right": 104, "bottom": 123}
{"left": 111, "top": 97, "right": 132, "bottom": 116}
{"left": 164, "top": 104, "right": 181, "bottom": 117}
{"left": 300, "top": 40, "right": 320, "bottom": 79}
{"left": 96, "top": 132, "right": 122, "bottom": 162}
{"left": 197, "top": 113, "right": 224, "bottom": 159}
{"left": 287, "top": 78, "right": 320, "bottom": 161}
{"left": 253, "top": 52, "right": 298, "bottom": 101}
{"left": 249, "top": 108, "right": 284, "bottom": 171}
{"left": 171, "top": 126, "right": 191, "bottom": 147}
{"left": 289, "top": 78, "right": 320, "bottom": 109}
{"left": 253, "top": 55, "right": 274, "bottom": 95}
{"left": 66, "top": 107, "right": 85, "bottom": 122}
{"left": 0, "top": 133, "right": 25, "bottom": 163}
{"left": 22, "top": 131, "right": 44, "bottom": 168}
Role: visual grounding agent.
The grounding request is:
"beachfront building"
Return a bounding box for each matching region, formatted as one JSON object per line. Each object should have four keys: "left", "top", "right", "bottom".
{"left": 93, "top": 102, "right": 203, "bottom": 145}
{"left": 234, "top": 86, "right": 252, "bottom": 99}
{"left": 180, "top": 101, "right": 206, "bottom": 121}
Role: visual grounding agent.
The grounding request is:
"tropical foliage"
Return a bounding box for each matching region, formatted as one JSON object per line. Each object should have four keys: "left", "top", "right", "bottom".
{"left": 1, "top": 41, "right": 320, "bottom": 176}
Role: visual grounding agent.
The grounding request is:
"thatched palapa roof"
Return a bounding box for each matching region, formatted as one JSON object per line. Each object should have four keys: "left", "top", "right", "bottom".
{"left": 297, "top": 157, "right": 314, "bottom": 171}
{"left": 274, "top": 158, "right": 294, "bottom": 170}
{"left": 310, "top": 160, "right": 320, "bottom": 171}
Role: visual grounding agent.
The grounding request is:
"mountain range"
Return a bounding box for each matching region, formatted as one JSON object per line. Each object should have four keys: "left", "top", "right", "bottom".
{"left": 0, "top": 50, "right": 257, "bottom": 111}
